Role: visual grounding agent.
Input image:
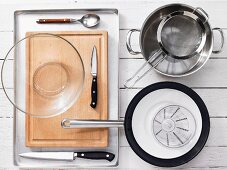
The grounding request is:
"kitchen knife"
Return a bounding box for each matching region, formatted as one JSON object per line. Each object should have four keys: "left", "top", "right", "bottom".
{"left": 90, "top": 46, "right": 98, "bottom": 108}
{"left": 19, "top": 151, "right": 115, "bottom": 162}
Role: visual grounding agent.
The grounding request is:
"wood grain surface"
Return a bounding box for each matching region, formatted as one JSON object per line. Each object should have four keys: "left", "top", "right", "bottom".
{"left": 1, "top": 0, "right": 227, "bottom": 169}
{"left": 25, "top": 31, "right": 108, "bottom": 147}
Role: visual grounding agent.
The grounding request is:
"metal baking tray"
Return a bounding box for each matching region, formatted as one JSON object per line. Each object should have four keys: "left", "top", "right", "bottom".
{"left": 13, "top": 8, "right": 119, "bottom": 168}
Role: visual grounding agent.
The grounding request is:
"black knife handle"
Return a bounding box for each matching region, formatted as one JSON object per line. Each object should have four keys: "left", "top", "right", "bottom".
{"left": 90, "top": 76, "right": 97, "bottom": 108}
{"left": 77, "top": 151, "right": 115, "bottom": 162}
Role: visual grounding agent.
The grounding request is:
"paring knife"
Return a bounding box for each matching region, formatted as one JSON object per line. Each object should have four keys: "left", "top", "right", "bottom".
{"left": 19, "top": 151, "right": 115, "bottom": 162}
{"left": 90, "top": 46, "right": 98, "bottom": 108}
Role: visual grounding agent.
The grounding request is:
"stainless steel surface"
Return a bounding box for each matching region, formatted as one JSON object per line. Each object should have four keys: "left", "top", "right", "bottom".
{"left": 124, "top": 49, "right": 166, "bottom": 88}
{"left": 62, "top": 119, "right": 124, "bottom": 128}
{"left": 212, "top": 28, "right": 225, "bottom": 53}
{"left": 157, "top": 10, "right": 206, "bottom": 59}
{"left": 126, "top": 29, "right": 141, "bottom": 55}
{"left": 91, "top": 46, "right": 98, "bottom": 76}
{"left": 126, "top": 4, "right": 224, "bottom": 79}
{"left": 125, "top": 5, "right": 211, "bottom": 88}
{"left": 13, "top": 8, "right": 119, "bottom": 168}
{"left": 19, "top": 152, "right": 75, "bottom": 161}
{"left": 194, "top": 7, "right": 209, "bottom": 23}
{"left": 140, "top": 4, "right": 213, "bottom": 77}
{"left": 74, "top": 14, "right": 100, "bottom": 28}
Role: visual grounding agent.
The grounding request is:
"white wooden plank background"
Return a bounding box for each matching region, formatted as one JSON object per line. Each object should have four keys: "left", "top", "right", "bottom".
{"left": 1, "top": 0, "right": 227, "bottom": 170}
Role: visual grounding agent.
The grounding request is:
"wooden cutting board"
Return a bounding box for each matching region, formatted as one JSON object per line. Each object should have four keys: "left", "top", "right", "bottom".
{"left": 25, "top": 31, "right": 108, "bottom": 147}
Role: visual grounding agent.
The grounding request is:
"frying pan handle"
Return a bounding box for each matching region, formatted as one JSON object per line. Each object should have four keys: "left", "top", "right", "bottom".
{"left": 126, "top": 29, "right": 141, "bottom": 55}
{"left": 212, "top": 28, "right": 225, "bottom": 54}
{"left": 194, "top": 7, "right": 209, "bottom": 23}
{"left": 61, "top": 119, "right": 124, "bottom": 128}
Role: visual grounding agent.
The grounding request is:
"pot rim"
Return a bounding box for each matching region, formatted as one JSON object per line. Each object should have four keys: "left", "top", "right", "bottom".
{"left": 138, "top": 3, "right": 213, "bottom": 77}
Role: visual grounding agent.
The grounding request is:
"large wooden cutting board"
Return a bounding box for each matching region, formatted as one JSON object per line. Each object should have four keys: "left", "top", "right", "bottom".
{"left": 25, "top": 31, "right": 108, "bottom": 147}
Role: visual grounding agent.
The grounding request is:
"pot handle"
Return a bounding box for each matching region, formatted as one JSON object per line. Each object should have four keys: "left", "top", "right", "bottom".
{"left": 61, "top": 119, "right": 124, "bottom": 128}
{"left": 126, "top": 29, "right": 141, "bottom": 55}
{"left": 194, "top": 7, "right": 209, "bottom": 23}
{"left": 212, "top": 28, "right": 224, "bottom": 54}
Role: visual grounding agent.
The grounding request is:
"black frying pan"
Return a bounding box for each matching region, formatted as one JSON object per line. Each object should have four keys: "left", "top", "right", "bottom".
{"left": 62, "top": 82, "right": 210, "bottom": 167}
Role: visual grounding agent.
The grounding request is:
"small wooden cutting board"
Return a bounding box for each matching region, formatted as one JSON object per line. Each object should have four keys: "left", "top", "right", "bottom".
{"left": 25, "top": 31, "right": 108, "bottom": 147}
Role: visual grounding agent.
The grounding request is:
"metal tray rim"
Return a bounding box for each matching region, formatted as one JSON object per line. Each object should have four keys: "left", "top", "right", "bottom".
{"left": 13, "top": 7, "right": 120, "bottom": 168}
{"left": 14, "top": 8, "right": 118, "bottom": 15}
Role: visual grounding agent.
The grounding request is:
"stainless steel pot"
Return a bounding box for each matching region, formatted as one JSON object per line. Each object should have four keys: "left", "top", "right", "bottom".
{"left": 125, "top": 4, "right": 224, "bottom": 87}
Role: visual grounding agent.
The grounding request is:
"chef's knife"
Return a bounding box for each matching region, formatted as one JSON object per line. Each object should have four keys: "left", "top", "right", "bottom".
{"left": 19, "top": 151, "right": 115, "bottom": 162}
{"left": 90, "top": 46, "right": 98, "bottom": 108}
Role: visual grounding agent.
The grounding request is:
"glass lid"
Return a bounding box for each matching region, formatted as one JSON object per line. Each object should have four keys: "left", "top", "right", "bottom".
{"left": 1, "top": 33, "right": 85, "bottom": 118}
{"left": 153, "top": 105, "right": 196, "bottom": 148}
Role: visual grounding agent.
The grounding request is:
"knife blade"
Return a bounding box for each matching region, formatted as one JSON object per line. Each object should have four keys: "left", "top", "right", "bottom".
{"left": 90, "top": 46, "right": 98, "bottom": 108}
{"left": 19, "top": 151, "right": 115, "bottom": 162}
